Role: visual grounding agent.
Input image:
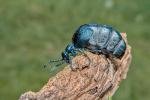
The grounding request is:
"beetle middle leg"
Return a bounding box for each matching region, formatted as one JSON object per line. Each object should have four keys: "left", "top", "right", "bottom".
{"left": 87, "top": 49, "right": 111, "bottom": 64}
{"left": 74, "top": 48, "right": 92, "bottom": 64}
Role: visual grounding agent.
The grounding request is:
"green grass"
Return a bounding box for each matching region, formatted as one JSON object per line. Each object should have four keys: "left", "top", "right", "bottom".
{"left": 0, "top": 0, "right": 150, "bottom": 99}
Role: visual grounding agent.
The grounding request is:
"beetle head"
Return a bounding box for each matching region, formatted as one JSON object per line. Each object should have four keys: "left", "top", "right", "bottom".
{"left": 61, "top": 51, "right": 70, "bottom": 63}
{"left": 44, "top": 44, "right": 77, "bottom": 68}
{"left": 62, "top": 43, "right": 77, "bottom": 63}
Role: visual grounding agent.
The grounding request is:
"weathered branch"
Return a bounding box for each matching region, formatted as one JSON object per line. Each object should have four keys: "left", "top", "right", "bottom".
{"left": 19, "top": 33, "right": 132, "bottom": 100}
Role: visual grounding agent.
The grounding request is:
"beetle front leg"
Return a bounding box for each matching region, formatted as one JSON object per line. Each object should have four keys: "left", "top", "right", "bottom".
{"left": 74, "top": 48, "right": 92, "bottom": 65}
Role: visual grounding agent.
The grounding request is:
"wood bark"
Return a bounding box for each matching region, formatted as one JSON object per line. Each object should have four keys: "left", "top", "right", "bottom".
{"left": 19, "top": 33, "right": 132, "bottom": 100}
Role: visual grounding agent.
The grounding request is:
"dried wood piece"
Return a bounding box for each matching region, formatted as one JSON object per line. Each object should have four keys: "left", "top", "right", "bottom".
{"left": 19, "top": 33, "right": 132, "bottom": 100}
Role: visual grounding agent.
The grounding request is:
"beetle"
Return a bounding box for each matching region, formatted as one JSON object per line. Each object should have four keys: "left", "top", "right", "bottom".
{"left": 47, "top": 23, "right": 126, "bottom": 67}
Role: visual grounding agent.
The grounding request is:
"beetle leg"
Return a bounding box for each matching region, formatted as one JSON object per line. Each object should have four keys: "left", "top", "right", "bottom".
{"left": 75, "top": 48, "right": 88, "bottom": 56}
{"left": 100, "top": 54, "right": 112, "bottom": 67}
{"left": 87, "top": 49, "right": 102, "bottom": 54}
{"left": 73, "top": 48, "right": 83, "bottom": 54}
{"left": 74, "top": 48, "right": 92, "bottom": 64}
{"left": 101, "top": 54, "right": 107, "bottom": 61}
{"left": 67, "top": 56, "right": 72, "bottom": 64}
{"left": 70, "top": 50, "right": 77, "bottom": 57}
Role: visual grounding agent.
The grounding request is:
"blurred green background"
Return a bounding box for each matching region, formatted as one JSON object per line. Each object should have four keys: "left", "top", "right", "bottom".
{"left": 0, "top": 0, "right": 150, "bottom": 100}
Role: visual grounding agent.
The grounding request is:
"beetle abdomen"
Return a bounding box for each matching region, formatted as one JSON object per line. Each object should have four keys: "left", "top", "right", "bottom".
{"left": 72, "top": 24, "right": 126, "bottom": 58}
{"left": 113, "top": 39, "right": 126, "bottom": 58}
{"left": 106, "top": 30, "right": 122, "bottom": 53}
{"left": 96, "top": 25, "right": 112, "bottom": 48}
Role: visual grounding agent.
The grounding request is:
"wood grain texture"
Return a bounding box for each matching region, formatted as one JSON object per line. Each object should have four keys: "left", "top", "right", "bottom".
{"left": 19, "top": 33, "right": 132, "bottom": 100}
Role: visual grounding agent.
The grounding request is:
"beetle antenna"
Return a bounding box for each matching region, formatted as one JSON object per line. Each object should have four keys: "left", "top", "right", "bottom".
{"left": 55, "top": 61, "right": 65, "bottom": 67}
{"left": 48, "top": 58, "right": 63, "bottom": 63}
{"left": 43, "top": 57, "right": 64, "bottom": 68}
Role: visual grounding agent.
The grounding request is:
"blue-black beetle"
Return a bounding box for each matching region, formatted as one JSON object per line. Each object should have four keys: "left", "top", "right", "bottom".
{"left": 47, "top": 24, "right": 126, "bottom": 67}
